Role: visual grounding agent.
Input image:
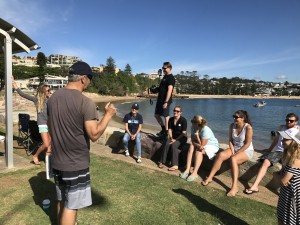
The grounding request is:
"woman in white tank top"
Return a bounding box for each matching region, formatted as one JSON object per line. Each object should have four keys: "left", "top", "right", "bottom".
{"left": 202, "top": 110, "right": 254, "bottom": 197}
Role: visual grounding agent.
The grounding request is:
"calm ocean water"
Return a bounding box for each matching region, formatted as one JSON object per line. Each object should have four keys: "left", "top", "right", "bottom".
{"left": 116, "top": 98, "right": 300, "bottom": 150}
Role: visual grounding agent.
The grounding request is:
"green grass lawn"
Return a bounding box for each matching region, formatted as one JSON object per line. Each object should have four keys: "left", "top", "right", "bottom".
{"left": 0, "top": 154, "right": 276, "bottom": 225}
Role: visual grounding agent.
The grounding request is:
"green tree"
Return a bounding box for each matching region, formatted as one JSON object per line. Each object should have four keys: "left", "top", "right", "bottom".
{"left": 36, "top": 52, "right": 47, "bottom": 83}
{"left": 124, "top": 64, "right": 132, "bottom": 75}
{"left": 135, "top": 74, "right": 154, "bottom": 95}
{"left": 104, "top": 56, "right": 116, "bottom": 75}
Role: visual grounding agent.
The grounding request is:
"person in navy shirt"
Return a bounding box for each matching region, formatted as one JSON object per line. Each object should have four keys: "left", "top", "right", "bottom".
{"left": 122, "top": 103, "right": 143, "bottom": 163}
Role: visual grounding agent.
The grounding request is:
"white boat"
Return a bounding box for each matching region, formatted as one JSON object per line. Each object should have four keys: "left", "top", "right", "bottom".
{"left": 253, "top": 100, "right": 267, "bottom": 107}
{"left": 295, "top": 104, "right": 300, "bottom": 107}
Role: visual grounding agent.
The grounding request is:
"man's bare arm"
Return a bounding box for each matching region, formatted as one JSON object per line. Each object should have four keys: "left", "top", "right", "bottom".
{"left": 85, "top": 102, "right": 116, "bottom": 142}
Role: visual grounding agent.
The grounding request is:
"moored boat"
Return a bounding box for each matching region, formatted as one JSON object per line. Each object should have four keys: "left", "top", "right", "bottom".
{"left": 253, "top": 100, "right": 267, "bottom": 107}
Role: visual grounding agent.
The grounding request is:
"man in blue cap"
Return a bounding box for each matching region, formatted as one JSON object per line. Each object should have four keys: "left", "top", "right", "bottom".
{"left": 122, "top": 103, "right": 143, "bottom": 163}
{"left": 47, "top": 61, "right": 117, "bottom": 224}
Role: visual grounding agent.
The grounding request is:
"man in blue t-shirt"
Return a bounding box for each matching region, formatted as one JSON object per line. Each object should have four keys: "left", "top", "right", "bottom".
{"left": 122, "top": 103, "right": 143, "bottom": 163}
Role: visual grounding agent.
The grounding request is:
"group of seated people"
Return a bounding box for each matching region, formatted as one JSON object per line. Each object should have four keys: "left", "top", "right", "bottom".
{"left": 121, "top": 103, "right": 299, "bottom": 198}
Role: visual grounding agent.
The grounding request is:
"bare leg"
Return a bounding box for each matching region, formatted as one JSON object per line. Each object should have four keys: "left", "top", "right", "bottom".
{"left": 57, "top": 201, "right": 63, "bottom": 225}
{"left": 248, "top": 159, "right": 271, "bottom": 191}
{"left": 227, "top": 151, "right": 249, "bottom": 197}
{"left": 164, "top": 116, "right": 170, "bottom": 130}
{"left": 32, "top": 132, "right": 51, "bottom": 164}
{"left": 189, "top": 150, "right": 204, "bottom": 177}
{"left": 202, "top": 148, "right": 232, "bottom": 185}
{"left": 60, "top": 208, "right": 77, "bottom": 225}
{"left": 183, "top": 144, "right": 194, "bottom": 175}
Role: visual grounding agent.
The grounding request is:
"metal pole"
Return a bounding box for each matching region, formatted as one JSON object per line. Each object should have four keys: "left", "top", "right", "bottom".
{"left": 4, "top": 36, "right": 14, "bottom": 168}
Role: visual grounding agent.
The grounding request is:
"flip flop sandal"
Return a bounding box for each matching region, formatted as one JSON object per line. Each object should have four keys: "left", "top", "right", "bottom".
{"left": 201, "top": 180, "right": 212, "bottom": 186}
{"left": 158, "top": 163, "right": 164, "bottom": 169}
{"left": 187, "top": 175, "right": 199, "bottom": 182}
{"left": 179, "top": 172, "right": 189, "bottom": 179}
{"left": 244, "top": 189, "right": 259, "bottom": 194}
{"left": 168, "top": 167, "right": 178, "bottom": 171}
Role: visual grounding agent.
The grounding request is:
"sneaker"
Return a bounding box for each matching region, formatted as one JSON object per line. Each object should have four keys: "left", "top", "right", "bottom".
{"left": 125, "top": 150, "right": 129, "bottom": 157}
{"left": 137, "top": 157, "right": 142, "bottom": 163}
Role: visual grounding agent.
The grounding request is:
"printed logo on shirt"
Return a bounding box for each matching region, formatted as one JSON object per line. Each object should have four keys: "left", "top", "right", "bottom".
{"left": 128, "top": 119, "right": 139, "bottom": 124}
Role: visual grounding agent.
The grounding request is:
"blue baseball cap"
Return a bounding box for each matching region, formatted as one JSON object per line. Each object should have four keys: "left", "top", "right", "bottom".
{"left": 69, "top": 61, "right": 97, "bottom": 76}
{"left": 132, "top": 103, "right": 139, "bottom": 110}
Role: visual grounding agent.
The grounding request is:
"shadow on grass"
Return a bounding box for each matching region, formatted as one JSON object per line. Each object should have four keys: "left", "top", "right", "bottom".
{"left": 28, "top": 171, "right": 58, "bottom": 224}
{"left": 28, "top": 171, "right": 109, "bottom": 224}
{"left": 173, "top": 188, "right": 248, "bottom": 225}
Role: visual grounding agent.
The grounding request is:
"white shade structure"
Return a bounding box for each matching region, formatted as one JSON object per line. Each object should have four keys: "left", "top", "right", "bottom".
{"left": 0, "top": 18, "right": 40, "bottom": 168}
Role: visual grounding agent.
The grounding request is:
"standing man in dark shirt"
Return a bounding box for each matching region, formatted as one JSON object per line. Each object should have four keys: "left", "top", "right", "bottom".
{"left": 47, "top": 61, "right": 116, "bottom": 225}
{"left": 122, "top": 103, "right": 143, "bottom": 163}
{"left": 158, "top": 106, "right": 187, "bottom": 171}
{"left": 155, "top": 62, "right": 176, "bottom": 138}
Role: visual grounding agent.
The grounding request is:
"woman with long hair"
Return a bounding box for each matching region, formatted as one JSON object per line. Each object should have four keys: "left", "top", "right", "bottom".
{"left": 13, "top": 77, "right": 51, "bottom": 165}
{"left": 202, "top": 110, "right": 254, "bottom": 197}
{"left": 277, "top": 129, "right": 300, "bottom": 225}
{"left": 180, "top": 115, "right": 219, "bottom": 182}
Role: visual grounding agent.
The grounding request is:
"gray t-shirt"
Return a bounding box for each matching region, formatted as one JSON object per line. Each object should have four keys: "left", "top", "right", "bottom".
{"left": 47, "top": 88, "right": 98, "bottom": 171}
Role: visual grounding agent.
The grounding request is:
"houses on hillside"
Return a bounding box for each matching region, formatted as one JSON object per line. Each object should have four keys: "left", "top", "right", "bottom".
{"left": 14, "top": 75, "right": 68, "bottom": 90}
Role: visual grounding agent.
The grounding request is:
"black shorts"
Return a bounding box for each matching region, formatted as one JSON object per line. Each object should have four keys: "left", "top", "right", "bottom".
{"left": 155, "top": 101, "right": 170, "bottom": 117}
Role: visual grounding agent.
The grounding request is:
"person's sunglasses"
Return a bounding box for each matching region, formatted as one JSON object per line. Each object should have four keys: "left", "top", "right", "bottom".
{"left": 162, "top": 67, "right": 168, "bottom": 70}
{"left": 232, "top": 115, "right": 240, "bottom": 119}
{"left": 174, "top": 110, "right": 181, "bottom": 113}
{"left": 46, "top": 89, "right": 51, "bottom": 93}
{"left": 286, "top": 119, "right": 296, "bottom": 123}
{"left": 86, "top": 75, "right": 93, "bottom": 81}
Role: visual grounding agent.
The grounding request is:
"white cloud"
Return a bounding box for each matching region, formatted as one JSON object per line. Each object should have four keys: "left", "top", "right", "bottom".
{"left": 275, "top": 75, "right": 288, "bottom": 80}
{"left": 171, "top": 47, "right": 300, "bottom": 75}
{"left": 0, "top": 0, "right": 52, "bottom": 35}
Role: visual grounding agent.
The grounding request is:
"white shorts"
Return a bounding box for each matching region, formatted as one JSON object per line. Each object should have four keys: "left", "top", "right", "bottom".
{"left": 204, "top": 145, "right": 219, "bottom": 159}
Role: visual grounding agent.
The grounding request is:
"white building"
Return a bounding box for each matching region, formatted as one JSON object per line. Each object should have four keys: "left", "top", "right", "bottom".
{"left": 48, "top": 54, "right": 81, "bottom": 67}
{"left": 16, "top": 75, "right": 68, "bottom": 90}
{"left": 12, "top": 56, "right": 38, "bottom": 67}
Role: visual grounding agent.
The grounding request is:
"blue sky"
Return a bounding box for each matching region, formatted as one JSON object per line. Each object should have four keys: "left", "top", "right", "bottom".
{"left": 1, "top": 0, "right": 300, "bottom": 82}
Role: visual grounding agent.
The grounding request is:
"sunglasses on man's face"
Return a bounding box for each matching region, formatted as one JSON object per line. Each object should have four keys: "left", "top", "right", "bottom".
{"left": 162, "top": 67, "right": 168, "bottom": 70}
{"left": 174, "top": 110, "right": 181, "bottom": 113}
{"left": 86, "top": 75, "right": 93, "bottom": 81}
{"left": 286, "top": 119, "right": 296, "bottom": 123}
